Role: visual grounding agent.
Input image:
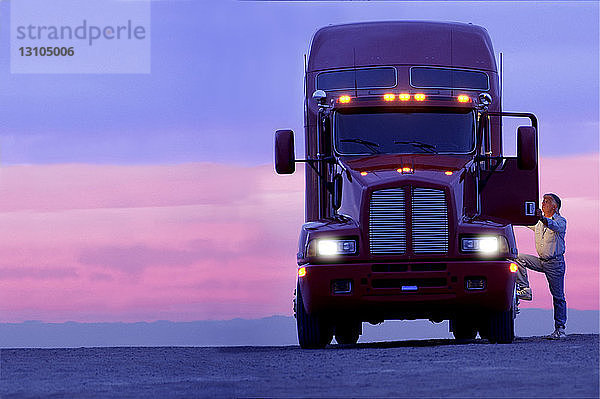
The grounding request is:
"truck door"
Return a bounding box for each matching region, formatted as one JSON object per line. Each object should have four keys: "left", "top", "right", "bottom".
{"left": 479, "top": 113, "right": 539, "bottom": 226}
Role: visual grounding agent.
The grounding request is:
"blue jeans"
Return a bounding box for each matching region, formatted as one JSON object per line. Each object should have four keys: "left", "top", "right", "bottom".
{"left": 516, "top": 254, "right": 567, "bottom": 329}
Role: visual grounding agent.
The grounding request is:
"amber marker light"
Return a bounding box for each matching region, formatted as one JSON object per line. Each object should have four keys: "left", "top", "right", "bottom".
{"left": 457, "top": 95, "right": 471, "bottom": 103}
{"left": 360, "top": 171, "right": 368, "bottom": 176}
{"left": 414, "top": 93, "right": 426, "bottom": 101}
{"left": 383, "top": 93, "right": 395, "bottom": 101}
{"left": 445, "top": 171, "right": 453, "bottom": 176}
{"left": 338, "top": 95, "right": 351, "bottom": 104}
{"left": 399, "top": 93, "right": 411, "bottom": 101}
{"left": 298, "top": 267, "right": 307, "bottom": 277}
{"left": 509, "top": 263, "right": 518, "bottom": 273}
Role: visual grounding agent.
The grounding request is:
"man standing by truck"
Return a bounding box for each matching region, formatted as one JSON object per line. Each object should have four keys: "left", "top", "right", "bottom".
{"left": 516, "top": 193, "right": 567, "bottom": 339}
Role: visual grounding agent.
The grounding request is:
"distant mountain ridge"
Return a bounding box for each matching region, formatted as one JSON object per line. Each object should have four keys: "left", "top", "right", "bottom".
{"left": 1, "top": 309, "right": 597, "bottom": 348}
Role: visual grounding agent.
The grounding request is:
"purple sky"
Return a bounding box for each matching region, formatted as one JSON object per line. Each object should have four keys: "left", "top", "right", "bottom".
{"left": 0, "top": 1, "right": 597, "bottom": 165}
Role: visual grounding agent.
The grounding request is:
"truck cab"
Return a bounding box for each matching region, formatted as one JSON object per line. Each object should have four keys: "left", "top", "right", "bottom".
{"left": 275, "top": 21, "right": 539, "bottom": 347}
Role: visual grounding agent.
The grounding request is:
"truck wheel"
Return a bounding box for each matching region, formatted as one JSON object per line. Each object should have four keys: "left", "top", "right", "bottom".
{"left": 335, "top": 321, "right": 361, "bottom": 345}
{"left": 487, "top": 305, "right": 515, "bottom": 344}
{"left": 451, "top": 317, "right": 477, "bottom": 341}
{"left": 296, "top": 283, "right": 333, "bottom": 349}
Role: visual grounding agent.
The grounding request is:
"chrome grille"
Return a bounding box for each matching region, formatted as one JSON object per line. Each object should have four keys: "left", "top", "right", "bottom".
{"left": 369, "top": 188, "right": 406, "bottom": 255}
{"left": 412, "top": 187, "right": 448, "bottom": 254}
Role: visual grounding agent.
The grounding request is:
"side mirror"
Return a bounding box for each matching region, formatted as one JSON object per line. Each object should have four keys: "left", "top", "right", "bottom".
{"left": 517, "top": 126, "right": 537, "bottom": 170}
{"left": 274, "top": 129, "right": 295, "bottom": 174}
{"left": 332, "top": 174, "right": 343, "bottom": 210}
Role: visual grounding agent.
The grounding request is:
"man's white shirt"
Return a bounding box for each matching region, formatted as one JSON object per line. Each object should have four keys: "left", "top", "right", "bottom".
{"left": 527, "top": 213, "right": 567, "bottom": 260}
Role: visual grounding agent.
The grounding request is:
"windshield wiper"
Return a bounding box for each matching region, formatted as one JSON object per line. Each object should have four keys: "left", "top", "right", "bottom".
{"left": 394, "top": 140, "right": 438, "bottom": 154}
{"left": 340, "top": 138, "right": 381, "bottom": 154}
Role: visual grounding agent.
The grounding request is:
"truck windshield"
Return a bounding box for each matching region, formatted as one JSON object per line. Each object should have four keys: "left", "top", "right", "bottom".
{"left": 334, "top": 110, "right": 475, "bottom": 155}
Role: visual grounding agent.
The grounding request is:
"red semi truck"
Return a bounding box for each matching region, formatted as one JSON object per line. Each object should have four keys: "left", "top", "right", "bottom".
{"left": 275, "top": 21, "right": 539, "bottom": 347}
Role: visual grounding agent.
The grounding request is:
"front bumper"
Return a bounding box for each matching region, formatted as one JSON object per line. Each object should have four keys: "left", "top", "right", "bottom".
{"left": 298, "top": 260, "right": 516, "bottom": 321}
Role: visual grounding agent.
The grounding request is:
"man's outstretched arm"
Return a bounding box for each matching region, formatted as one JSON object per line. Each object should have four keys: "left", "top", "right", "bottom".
{"left": 541, "top": 215, "right": 566, "bottom": 234}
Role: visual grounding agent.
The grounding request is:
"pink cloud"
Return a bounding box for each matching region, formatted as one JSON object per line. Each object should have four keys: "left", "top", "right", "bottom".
{"left": 0, "top": 163, "right": 303, "bottom": 322}
{"left": 0, "top": 155, "right": 596, "bottom": 322}
{"left": 0, "top": 163, "right": 299, "bottom": 211}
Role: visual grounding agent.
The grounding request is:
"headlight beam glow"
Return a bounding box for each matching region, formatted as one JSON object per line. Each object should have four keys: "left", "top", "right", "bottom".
{"left": 313, "top": 239, "right": 357, "bottom": 257}
{"left": 461, "top": 236, "right": 499, "bottom": 254}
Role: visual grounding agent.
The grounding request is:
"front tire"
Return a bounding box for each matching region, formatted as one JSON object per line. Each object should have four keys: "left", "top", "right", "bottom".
{"left": 486, "top": 305, "right": 515, "bottom": 344}
{"left": 296, "top": 283, "right": 333, "bottom": 349}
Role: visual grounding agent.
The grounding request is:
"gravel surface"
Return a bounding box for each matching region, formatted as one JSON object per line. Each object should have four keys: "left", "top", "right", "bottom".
{"left": 1, "top": 334, "right": 598, "bottom": 398}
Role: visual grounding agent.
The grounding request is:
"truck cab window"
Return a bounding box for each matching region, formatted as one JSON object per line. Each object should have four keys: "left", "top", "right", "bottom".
{"left": 334, "top": 110, "right": 475, "bottom": 155}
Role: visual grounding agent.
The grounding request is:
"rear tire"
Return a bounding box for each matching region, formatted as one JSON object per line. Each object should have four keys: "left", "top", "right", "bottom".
{"left": 296, "top": 283, "right": 333, "bottom": 349}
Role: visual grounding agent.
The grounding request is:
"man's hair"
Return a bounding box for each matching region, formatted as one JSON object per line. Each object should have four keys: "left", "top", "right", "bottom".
{"left": 544, "top": 193, "right": 561, "bottom": 210}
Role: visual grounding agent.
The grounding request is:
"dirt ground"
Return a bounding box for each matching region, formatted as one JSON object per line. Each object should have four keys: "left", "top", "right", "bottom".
{"left": 1, "top": 334, "right": 598, "bottom": 398}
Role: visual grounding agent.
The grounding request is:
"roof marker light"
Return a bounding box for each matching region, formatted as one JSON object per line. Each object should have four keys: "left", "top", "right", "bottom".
{"left": 383, "top": 93, "right": 395, "bottom": 101}
{"left": 457, "top": 95, "right": 471, "bottom": 103}
{"left": 360, "top": 171, "right": 368, "bottom": 176}
{"left": 414, "top": 93, "right": 426, "bottom": 101}
{"left": 338, "top": 95, "right": 351, "bottom": 104}
{"left": 445, "top": 171, "right": 453, "bottom": 176}
{"left": 399, "top": 93, "right": 411, "bottom": 101}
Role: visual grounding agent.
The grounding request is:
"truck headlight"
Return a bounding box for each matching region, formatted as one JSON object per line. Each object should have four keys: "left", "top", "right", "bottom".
{"left": 308, "top": 239, "right": 357, "bottom": 257}
{"left": 461, "top": 236, "right": 499, "bottom": 254}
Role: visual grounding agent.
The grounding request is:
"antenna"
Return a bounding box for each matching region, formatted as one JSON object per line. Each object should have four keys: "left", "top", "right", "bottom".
{"left": 303, "top": 53, "right": 307, "bottom": 80}
{"left": 499, "top": 52, "right": 504, "bottom": 156}
{"left": 500, "top": 52, "right": 503, "bottom": 110}
{"left": 303, "top": 53, "right": 308, "bottom": 118}
{"left": 353, "top": 48, "right": 358, "bottom": 97}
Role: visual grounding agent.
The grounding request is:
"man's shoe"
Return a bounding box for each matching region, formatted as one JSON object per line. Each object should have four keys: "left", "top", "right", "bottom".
{"left": 516, "top": 287, "right": 532, "bottom": 301}
{"left": 545, "top": 326, "right": 567, "bottom": 340}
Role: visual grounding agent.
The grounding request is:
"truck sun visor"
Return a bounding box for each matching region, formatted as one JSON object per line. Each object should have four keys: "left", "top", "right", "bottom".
{"left": 410, "top": 67, "right": 489, "bottom": 91}
{"left": 317, "top": 67, "right": 396, "bottom": 91}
